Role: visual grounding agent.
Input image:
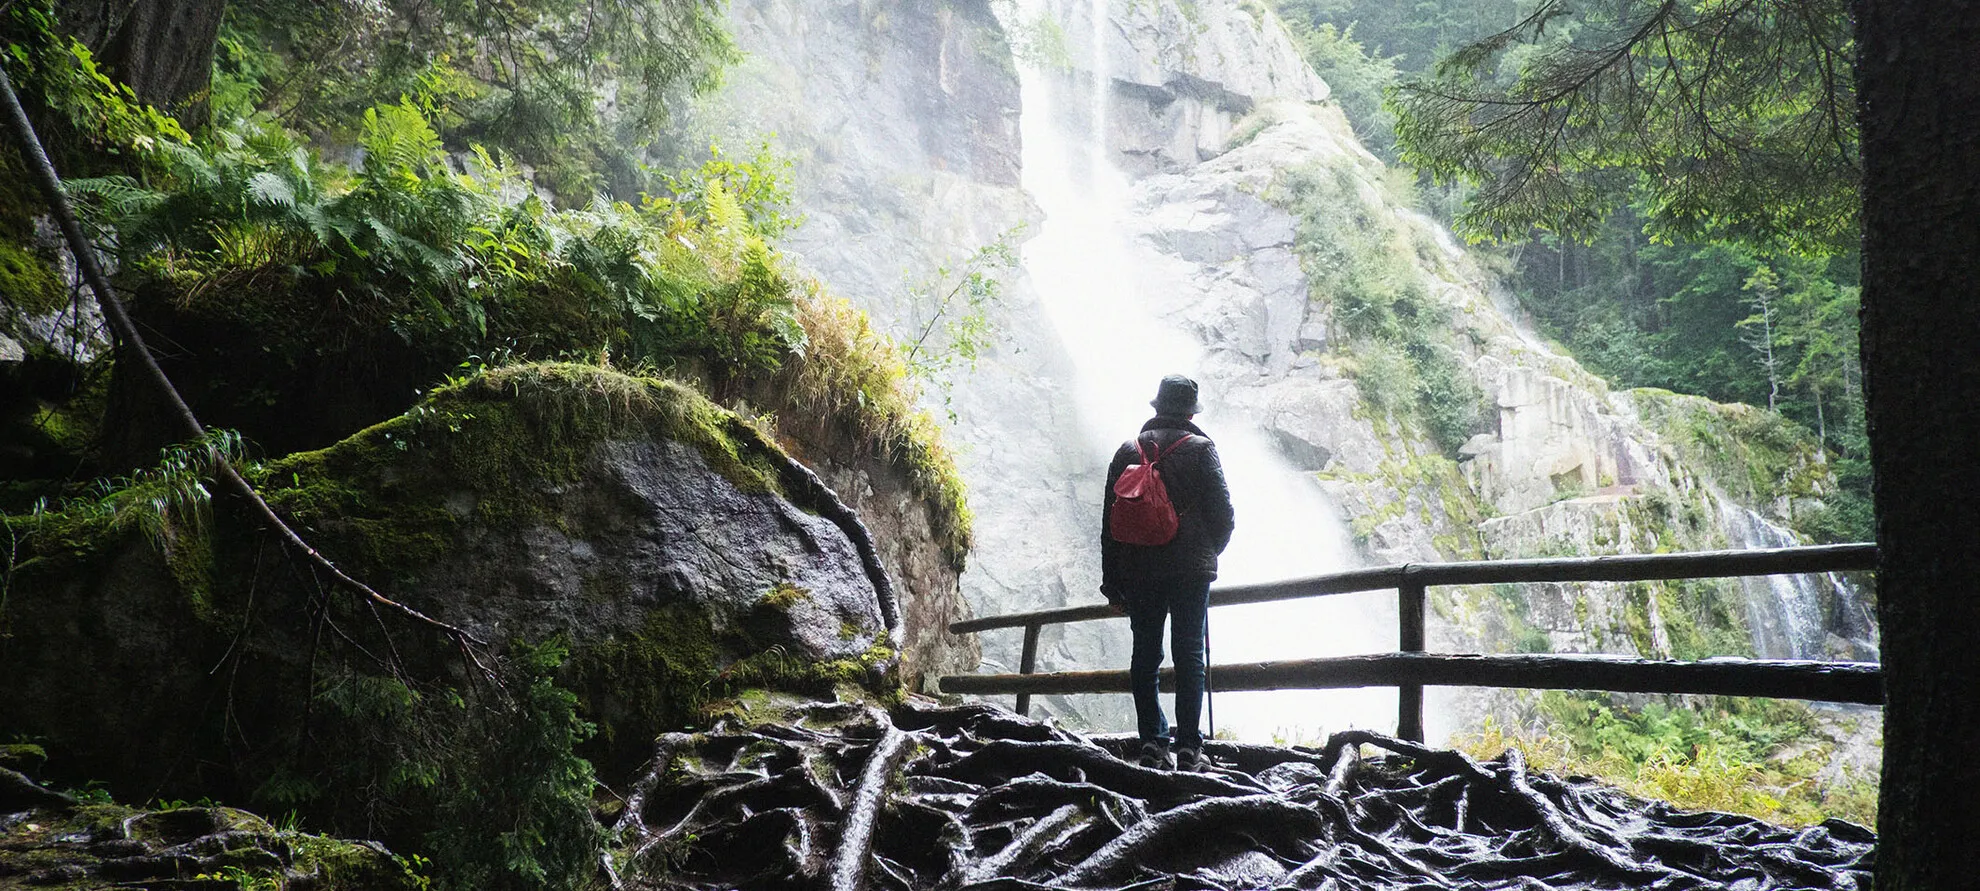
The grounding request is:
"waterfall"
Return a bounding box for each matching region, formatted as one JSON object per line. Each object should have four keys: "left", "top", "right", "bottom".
{"left": 1720, "top": 499, "right": 1878, "bottom": 661}
{"left": 1006, "top": 0, "right": 1400, "bottom": 743}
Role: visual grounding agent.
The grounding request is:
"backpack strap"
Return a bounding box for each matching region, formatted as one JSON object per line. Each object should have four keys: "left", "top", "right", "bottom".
{"left": 1136, "top": 432, "right": 1193, "bottom": 465}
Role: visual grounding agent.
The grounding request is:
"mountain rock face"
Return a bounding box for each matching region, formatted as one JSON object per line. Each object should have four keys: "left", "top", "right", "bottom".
{"left": 684, "top": 0, "right": 1872, "bottom": 734}
{"left": 1036, "top": 0, "right": 1331, "bottom": 174}
{"left": 671, "top": 0, "right": 1047, "bottom": 689}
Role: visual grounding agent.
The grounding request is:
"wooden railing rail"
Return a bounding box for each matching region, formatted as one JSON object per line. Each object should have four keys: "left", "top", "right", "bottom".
{"left": 940, "top": 543, "right": 1879, "bottom": 737}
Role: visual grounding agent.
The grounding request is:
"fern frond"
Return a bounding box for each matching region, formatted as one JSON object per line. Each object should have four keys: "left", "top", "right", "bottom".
{"left": 63, "top": 175, "right": 163, "bottom": 219}
{"left": 361, "top": 102, "right": 446, "bottom": 180}
{"left": 247, "top": 171, "right": 296, "bottom": 209}
{"left": 160, "top": 140, "right": 219, "bottom": 190}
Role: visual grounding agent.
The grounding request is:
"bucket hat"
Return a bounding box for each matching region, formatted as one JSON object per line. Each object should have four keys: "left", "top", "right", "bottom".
{"left": 1150, "top": 374, "right": 1202, "bottom": 416}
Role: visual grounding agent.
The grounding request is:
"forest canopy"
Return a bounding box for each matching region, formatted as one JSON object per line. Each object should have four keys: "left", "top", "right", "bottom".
{"left": 216, "top": 0, "right": 735, "bottom": 197}
{"left": 1388, "top": 0, "right": 1857, "bottom": 256}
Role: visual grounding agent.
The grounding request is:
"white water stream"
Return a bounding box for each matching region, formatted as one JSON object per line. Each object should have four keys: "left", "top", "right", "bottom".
{"left": 1721, "top": 498, "right": 1877, "bottom": 661}
{"left": 1010, "top": 0, "right": 1400, "bottom": 743}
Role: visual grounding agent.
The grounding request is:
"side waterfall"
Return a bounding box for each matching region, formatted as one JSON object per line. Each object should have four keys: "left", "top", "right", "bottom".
{"left": 1721, "top": 498, "right": 1879, "bottom": 661}
{"left": 1008, "top": 0, "right": 1404, "bottom": 742}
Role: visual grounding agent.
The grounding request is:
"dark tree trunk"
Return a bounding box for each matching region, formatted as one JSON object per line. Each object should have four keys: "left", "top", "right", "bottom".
{"left": 1857, "top": 0, "right": 1980, "bottom": 885}
{"left": 56, "top": 0, "right": 226, "bottom": 125}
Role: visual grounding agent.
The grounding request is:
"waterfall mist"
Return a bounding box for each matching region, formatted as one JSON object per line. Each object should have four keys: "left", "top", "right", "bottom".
{"left": 1007, "top": 0, "right": 1401, "bottom": 743}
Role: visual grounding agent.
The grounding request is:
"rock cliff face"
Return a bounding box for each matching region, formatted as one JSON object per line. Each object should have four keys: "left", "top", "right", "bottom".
{"left": 682, "top": 0, "right": 1871, "bottom": 734}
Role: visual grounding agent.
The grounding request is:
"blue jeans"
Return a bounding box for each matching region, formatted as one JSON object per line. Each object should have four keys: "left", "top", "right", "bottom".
{"left": 1126, "top": 576, "right": 1210, "bottom": 749}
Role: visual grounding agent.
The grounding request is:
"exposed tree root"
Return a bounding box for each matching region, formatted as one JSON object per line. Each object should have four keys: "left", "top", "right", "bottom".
{"left": 610, "top": 700, "right": 1874, "bottom": 891}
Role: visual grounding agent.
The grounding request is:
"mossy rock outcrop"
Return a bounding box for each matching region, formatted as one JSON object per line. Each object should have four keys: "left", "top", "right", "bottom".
{"left": 0, "top": 362, "right": 902, "bottom": 888}
{"left": 1, "top": 767, "right": 425, "bottom": 891}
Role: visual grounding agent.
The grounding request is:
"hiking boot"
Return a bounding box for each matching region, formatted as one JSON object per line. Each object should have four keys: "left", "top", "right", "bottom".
{"left": 1174, "top": 745, "right": 1204, "bottom": 772}
{"left": 1136, "top": 741, "right": 1174, "bottom": 770}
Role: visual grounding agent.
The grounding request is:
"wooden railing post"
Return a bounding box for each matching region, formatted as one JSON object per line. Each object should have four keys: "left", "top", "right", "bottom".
{"left": 1397, "top": 567, "right": 1426, "bottom": 743}
{"left": 1015, "top": 622, "right": 1041, "bottom": 716}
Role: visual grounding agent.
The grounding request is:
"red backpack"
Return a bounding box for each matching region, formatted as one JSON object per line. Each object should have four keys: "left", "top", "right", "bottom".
{"left": 1110, "top": 434, "right": 1193, "bottom": 546}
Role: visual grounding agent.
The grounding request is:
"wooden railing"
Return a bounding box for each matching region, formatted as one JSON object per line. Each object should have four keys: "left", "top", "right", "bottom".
{"left": 938, "top": 544, "right": 1881, "bottom": 741}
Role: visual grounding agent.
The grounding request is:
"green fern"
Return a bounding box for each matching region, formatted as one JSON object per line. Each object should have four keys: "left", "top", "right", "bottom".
{"left": 360, "top": 103, "right": 448, "bottom": 181}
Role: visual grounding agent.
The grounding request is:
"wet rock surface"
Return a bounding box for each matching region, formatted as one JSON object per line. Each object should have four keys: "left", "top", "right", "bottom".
{"left": 611, "top": 701, "right": 1874, "bottom": 891}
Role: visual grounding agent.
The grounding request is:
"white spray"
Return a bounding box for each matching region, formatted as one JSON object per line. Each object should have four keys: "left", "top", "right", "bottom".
{"left": 1010, "top": 0, "right": 1398, "bottom": 743}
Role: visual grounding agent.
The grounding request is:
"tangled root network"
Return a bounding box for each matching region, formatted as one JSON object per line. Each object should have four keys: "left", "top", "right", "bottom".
{"left": 609, "top": 700, "right": 1873, "bottom": 891}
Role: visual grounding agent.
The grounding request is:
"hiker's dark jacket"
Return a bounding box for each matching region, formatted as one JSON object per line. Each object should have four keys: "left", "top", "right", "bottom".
{"left": 1101, "top": 416, "right": 1236, "bottom": 603}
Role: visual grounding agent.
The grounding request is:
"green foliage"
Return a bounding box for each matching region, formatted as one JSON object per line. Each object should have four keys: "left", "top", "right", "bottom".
{"left": 65, "top": 105, "right": 808, "bottom": 386}
{"left": 1456, "top": 693, "right": 1877, "bottom": 828}
{"left": 424, "top": 642, "right": 603, "bottom": 891}
{"left": 901, "top": 225, "right": 1024, "bottom": 418}
{"left": 1508, "top": 208, "right": 1868, "bottom": 542}
{"left": 2, "top": 430, "right": 247, "bottom": 611}
{"left": 1002, "top": 5, "right": 1075, "bottom": 70}
{"left": 1285, "top": 22, "right": 1402, "bottom": 156}
{"left": 0, "top": 2, "right": 191, "bottom": 164}
{"left": 1272, "top": 0, "right": 1527, "bottom": 73}
{"left": 1275, "top": 164, "right": 1484, "bottom": 453}
{"left": 660, "top": 142, "right": 801, "bottom": 239}
{"left": 220, "top": 0, "right": 736, "bottom": 197}
{"left": 1389, "top": 0, "right": 1856, "bottom": 254}
{"left": 1272, "top": 0, "right": 1867, "bottom": 543}
{"left": 781, "top": 292, "right": 976, "bottom": 563}
{"left": 1411, "top": 341, "right": 1484, "bottom": 453}
{"left": 0, "top": 242, "right": 63, "bottom": 317}
{"left": 259, "top": 641, "right": 600, "bottom": 891}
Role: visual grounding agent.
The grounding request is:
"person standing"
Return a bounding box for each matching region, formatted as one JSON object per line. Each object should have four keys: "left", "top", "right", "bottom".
{"left": 1101, "top": 374, "right": 1235, "bottom": 771}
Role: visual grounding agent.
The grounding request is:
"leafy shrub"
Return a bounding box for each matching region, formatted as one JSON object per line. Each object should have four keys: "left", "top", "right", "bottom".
{"left": 219, "top": 0, "right": 736, "bottom": 198}
{"left": 1277, "top": 163, "right": 1487, "bottom": 452}
{"left": 260, "top": 642, "right": 602, "bottom": 891}
{"left": 1455, "top": 692, "right": 1878, "bottom": 828}
{"left": 67, "top": 104, "right": 806, "bottom": 386}
{"left": 0, "top": 2, "right": 190, "bottom": 164}
{"left": 1289, "top": 22, "right": 1401, "bottom": 157}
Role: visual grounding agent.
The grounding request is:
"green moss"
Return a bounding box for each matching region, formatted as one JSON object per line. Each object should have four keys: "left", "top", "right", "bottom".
{"left": 1325, "top": 445, "right": 1487, "bottom": 558}
{"left": 287, "top": 834, "right": 436, "bottom": 890}
{"left": 1629, "top": 387, "right": 1828, "bottom": 519}
{"left": 720, "top": 637, "right": 901, "bottom": 704}
{"left": 0, "top": 743, "right": 47, "bottom": 769}
{"left": 0, "top": 795, "right": 425, "bottom": 891}
{"left": 761, "top": 582, "right": 809, "bottom": 610}
{"left": 0, "top": 242, "right": 63, "bottom": 319}
{"left": 256, "top": 363, "right": 798, "bottom": 580}
{"left": 566, "top": 605, "right": 724, "bottom": 755}
{"left": 567, "top": 601, "right": 901, "bottom": 778}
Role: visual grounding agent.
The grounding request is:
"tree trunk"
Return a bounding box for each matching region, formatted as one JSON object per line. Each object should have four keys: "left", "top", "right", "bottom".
{"left": 1857, "top": 0, "right": 1980, "bottom": 885}
{"left": 56, "top": 0, "right": 227, "bottom": 125}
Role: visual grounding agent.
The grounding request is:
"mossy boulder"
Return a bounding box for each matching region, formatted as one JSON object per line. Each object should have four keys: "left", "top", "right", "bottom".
{"left": 0, "top": 767, "right": 425, "bottom": 890}
{"left": 256, "top": 362, "right": 894, "bottom": 675}
{"left": 0, "top": 362, "right": 902, "bottom": 887}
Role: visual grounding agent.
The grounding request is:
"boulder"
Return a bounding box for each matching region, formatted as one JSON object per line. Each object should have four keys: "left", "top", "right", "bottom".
{"left": 0, "top": 363, "right": 905, "bottom": 876}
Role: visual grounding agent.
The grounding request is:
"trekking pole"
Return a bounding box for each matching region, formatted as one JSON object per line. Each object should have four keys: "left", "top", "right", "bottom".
{"left": 1204, "top": 612, "right": 1215, "bottom": 744}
